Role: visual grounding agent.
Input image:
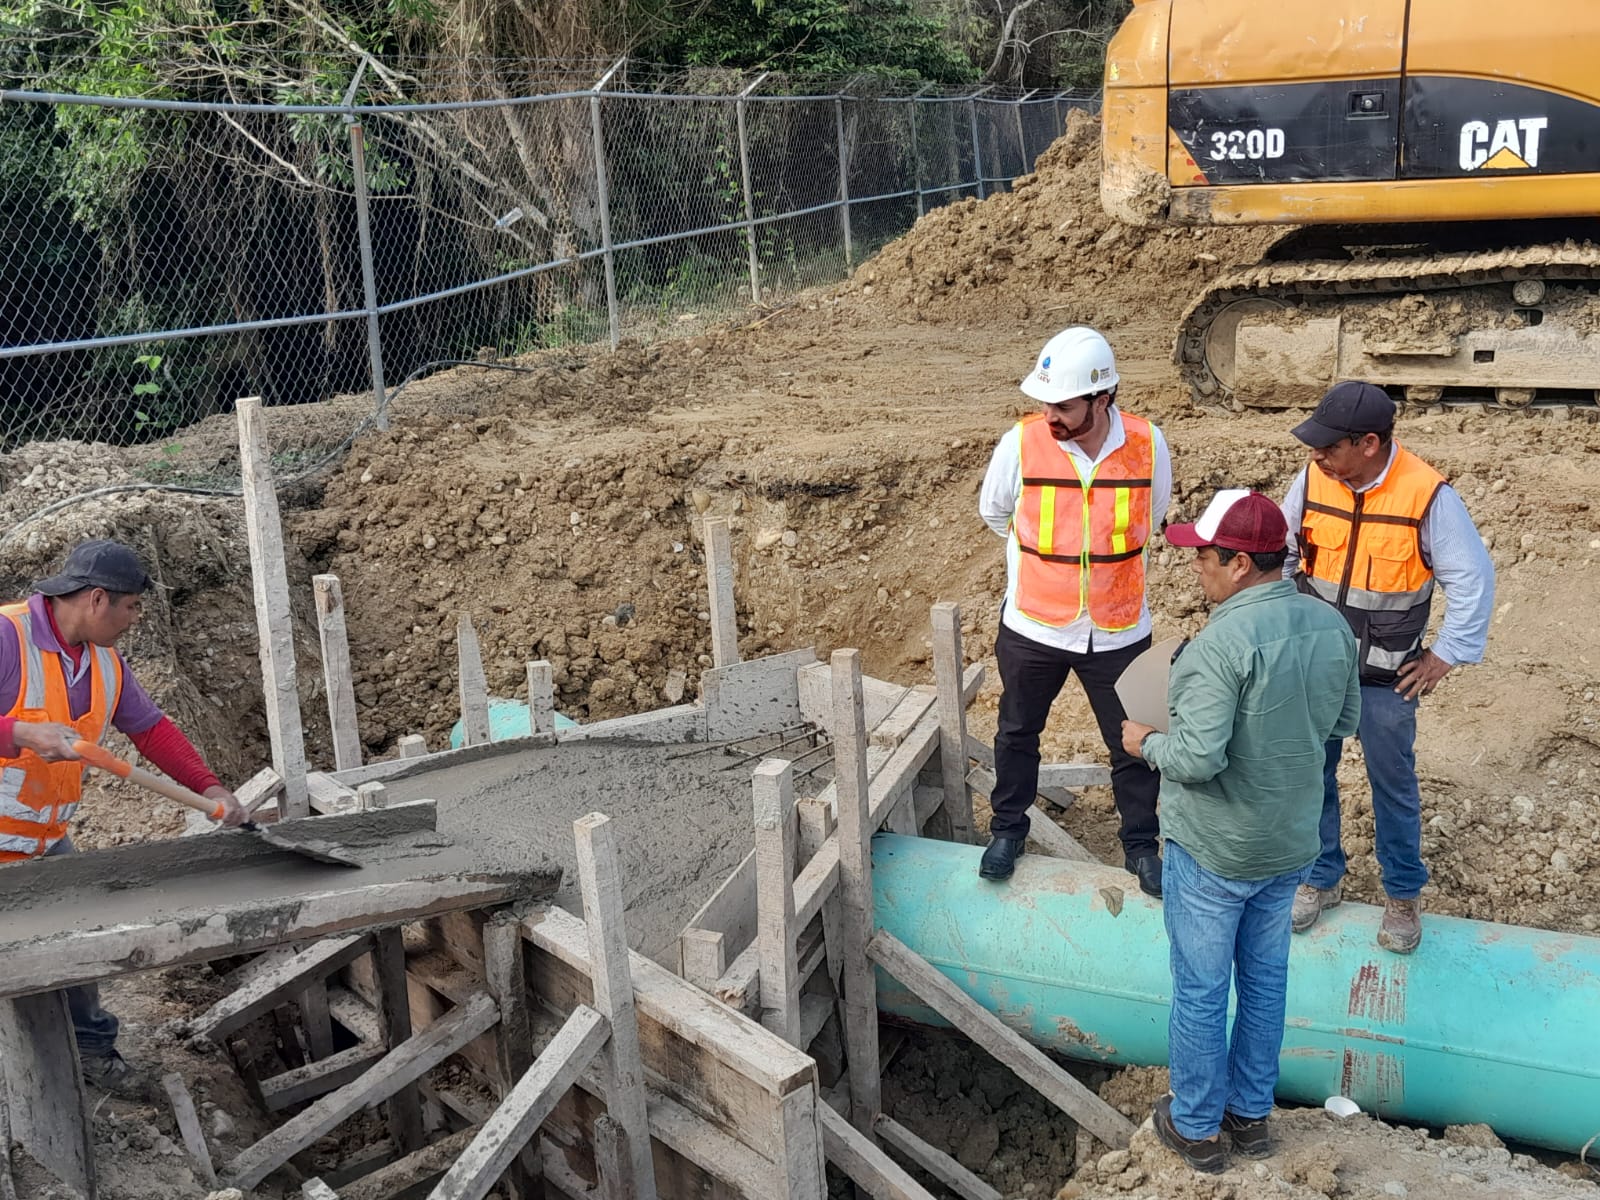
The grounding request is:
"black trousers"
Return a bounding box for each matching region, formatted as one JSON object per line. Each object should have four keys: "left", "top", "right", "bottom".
{"left": 990, "top": 622, "right": 1161, "bottom": 857}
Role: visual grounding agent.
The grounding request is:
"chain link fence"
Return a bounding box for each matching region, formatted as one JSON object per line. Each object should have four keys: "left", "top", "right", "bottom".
{"left": 1, "top": 65, "right": 1099, "bottom": 455}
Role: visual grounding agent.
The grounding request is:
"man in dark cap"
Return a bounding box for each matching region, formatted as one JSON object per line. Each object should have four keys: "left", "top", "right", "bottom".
{"left": 1120, "top": 490, "right": 1359, "bottom": 1172}
{"left": 1282, "top": 382, "right": 1495, "bottom": 953}
{"left": 0, "top": 539, "right": 248, "bottom": 1096}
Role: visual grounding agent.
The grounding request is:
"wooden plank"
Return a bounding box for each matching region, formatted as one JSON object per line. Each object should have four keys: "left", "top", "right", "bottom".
{"left": 699, "top": 648, "right": 814, "bottom": 743}
{"left": 527, "top": 660, "right": 555, "bottom": 736}
{"left": 1037, "top": 763, "right": 1113, "bottom": 790}
{"left": 752, "top": 759, "right": 801, "bottom": 1047}
{"left": 373, "top": 926, "right": 427, "bottom": 1155}
{"left": 225, "top": 991, "right": 501, "bottom": 1190}
{"left": 484, "top": 913, "right": 542, "bottom": 1200}
{"left": 340, "top": 1124, "right": 482, "bottom": 1200}
{"left": 303, "top": 1180, "right": 342, "bottom": 1200}
{"left": 796, "top": 798, "right": 843, "bottom": 996}
{"left": 194, "top": 934, "right": 369, "bottom": 1041}
{"left": 874, "top": 1115, "right": 999, "bottom": 1200}
{"left": 237, "top": 395, "right": 311, "bottom": 818}
{"left": 775, "top": 1084, "right": 827, "bottom": 1200}
{"left": 818, "top": 1104, "right": 936, "bottom": 1200}
{"left": 301, "top": 979, "right": 337, "bottom": 1061}
{"left": 238, "top": 766, "right": 286, "bottom": 814}
{"left": 314, "top": 574, "right": 363, "bottom": 772}
{"left": 261, "top": 1042, "right": 387, "bottom": 1112}
{"left": 306, "top": 771, "right": 360, "bottom": 815}
{"left": 356, "top": 782, "right": 388, "bottom": 811}
{"left": 522, "top": 907, "right": 816, "bottom": 1131}
{"left": 682, "top": 851, "right": 756, "bottom": 960}
{"left": 399, "top": 734, "right": 429, "bottom": 759}
{"left": 868, "top": 688, "right": 935, "bottom": 750}
{"left": 931, "top": 602, "right": 976, "bottom": 844}
{"left": 0, "top": 1073, "right": 18, "bottom": 1200}
{"left": 328, "top": 984, "right": 381, "bottom": 1044}
{"left": 162, "top": 1071, "right": 218, "bottom": 1186}
{"left": 592, "top": 1112, "right": 630, "bottom": 1200}
{"left": 574, "top": 815, "right": 658, "bottom": 1200}
{"left": 457, "top": 614, "right": 492, "bottom": 748}
{"left": 678, "top": 928, "right": 726, "bottom": 992}
{"left": 964, "top": 736, "right": 1087, "bottom": 809}
{"left": 0, "top": 991, "right": 93, "bottom": 1198}
{"left": 865, "top": 932, "right": 1133, "bottom": 1149}
{"left": 427, "top": 1006, "right": 610, "bottom": 1200}
{"left": 1022, "top": 805, "right": 1099, "bottom": 864}
{"left": 703, "top": 517, "right": 740, "bottom": 668}
{"left": 216, "top": 942, "right": 302, "bottom": 994}
{"left": 830, "top": 649, "right": 880, "bottom": 1132}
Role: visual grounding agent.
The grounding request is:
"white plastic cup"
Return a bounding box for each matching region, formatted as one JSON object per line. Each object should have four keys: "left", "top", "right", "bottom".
{"left": 1324, "top": 1095, "right": 1362, "bottom": 1119}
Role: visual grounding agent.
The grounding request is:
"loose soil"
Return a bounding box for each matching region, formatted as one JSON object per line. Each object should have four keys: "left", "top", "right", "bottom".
{"left": 5, "top": 115, "right": 1599, "bottom": 1199}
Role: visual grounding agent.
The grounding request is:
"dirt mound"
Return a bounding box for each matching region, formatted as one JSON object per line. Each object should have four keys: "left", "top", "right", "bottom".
{"left": 846, "top": 109, "right": 1283, "bottom": 328}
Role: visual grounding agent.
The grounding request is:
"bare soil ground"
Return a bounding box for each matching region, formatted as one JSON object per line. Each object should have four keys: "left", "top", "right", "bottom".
{"left": 5, "top": 113, "right": 1599, "bottom": 1198}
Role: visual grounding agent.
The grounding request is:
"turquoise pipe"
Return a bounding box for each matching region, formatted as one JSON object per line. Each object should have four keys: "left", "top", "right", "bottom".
{"left": 448, "top": 698, "right": 577, "bottom": 749}
{"left": 870, "top": 833, "right": 1600, "bottom": 1153}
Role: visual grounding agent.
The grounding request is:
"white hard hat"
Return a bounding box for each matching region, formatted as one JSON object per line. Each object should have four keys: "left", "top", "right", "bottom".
{"left": 1019, "top": 326, "right": 1120, "bottom": 404}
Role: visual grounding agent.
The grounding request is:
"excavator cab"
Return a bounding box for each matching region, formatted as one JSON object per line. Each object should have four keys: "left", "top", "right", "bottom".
{"left": 1101, "top": 0, "right": 1600, "bottom": 410}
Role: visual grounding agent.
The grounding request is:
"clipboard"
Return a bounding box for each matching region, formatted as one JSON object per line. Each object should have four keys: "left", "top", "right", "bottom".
{"left": 1114, "top": 635, "right": 1185, "bottom": 734}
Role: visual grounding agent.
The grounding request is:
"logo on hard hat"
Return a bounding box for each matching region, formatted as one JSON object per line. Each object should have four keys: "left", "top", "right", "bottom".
{"left": 1090, "top": 368, "right": 1101, "bottom": 383}
{"left": 1042, "top": 356, "right": 1052, "bottom": 369}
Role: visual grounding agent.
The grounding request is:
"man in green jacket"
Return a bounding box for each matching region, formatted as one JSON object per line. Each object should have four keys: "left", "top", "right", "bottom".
{"left": 1121, "top": 489, "right": 1360, "bottom": 1173}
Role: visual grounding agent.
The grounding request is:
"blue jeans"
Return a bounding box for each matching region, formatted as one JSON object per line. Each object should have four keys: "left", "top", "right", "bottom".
{"left": 1163, "top": 840, "right": 1307, "bottom": 1140}
{"left": 1308, "top": 684, "right": 1426, "bottom": 900}
{"left": 44, "top": 836, "right": 121, "bottom": 1058}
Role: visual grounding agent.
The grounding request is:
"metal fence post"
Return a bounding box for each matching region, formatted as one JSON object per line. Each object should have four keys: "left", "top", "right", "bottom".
{"left": 736, "top": 72, "right": 769, "bottom": 305}
{"left": 834, "top": 96, "right": 853, "bottom": 266}
{"left": 909, "top": 88, "right": 926, "bottom": 218}
{"left": 590, "top": 59, "right": 625, "bottom": 350}
{"left": 1016, "top": 89, "right": 1037, "bottom": 173}
{"left": 346, "top": 122, "right": 389, "bottom": 431}
{"left": 968, "top": 92, "right": 987, "bottom": 200}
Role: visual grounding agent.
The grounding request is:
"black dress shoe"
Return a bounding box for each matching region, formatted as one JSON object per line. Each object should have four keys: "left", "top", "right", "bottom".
{"left": 1153, "top": 1094, "right": 1226, "bottom": 1173}
{"left": 979, "top": 836, "right": 1026, "bottom": 880}
{"left": 1126, "top": 854, "right": 1163, "bottom": 898}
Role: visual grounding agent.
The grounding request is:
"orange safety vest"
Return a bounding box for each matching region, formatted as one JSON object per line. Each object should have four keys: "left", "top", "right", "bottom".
{"left": 1011, "top": 412, "right": 1155, "bottom": 631}
{"left": 1296, "top": 443, "right": 1444, "bottom": 685}
{"left": 0, "top": 602, "right": 123, "bottom": 861}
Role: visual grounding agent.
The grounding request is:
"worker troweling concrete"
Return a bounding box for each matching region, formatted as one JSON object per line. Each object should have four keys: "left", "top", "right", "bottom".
{"left": 0, "top": 538, "right": 249, "bottom": 1097}
{"left": 1283, "top": 383, "right": 1496, "bottom": 954}
{"left": 978, "top": 326, "right": 1172, "bottom": 894}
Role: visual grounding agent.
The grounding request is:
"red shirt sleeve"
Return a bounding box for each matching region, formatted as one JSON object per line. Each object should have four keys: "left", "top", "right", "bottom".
{"left": 0, "top": 716, "right": 15, "bottom": 759}
{"left": 129, "top": 717, "right": 222, "bottom": 796}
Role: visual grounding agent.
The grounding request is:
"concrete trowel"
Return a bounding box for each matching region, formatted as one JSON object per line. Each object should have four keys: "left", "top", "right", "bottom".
{"left": 73, "top": 739, "right": 363, "bottom": 867}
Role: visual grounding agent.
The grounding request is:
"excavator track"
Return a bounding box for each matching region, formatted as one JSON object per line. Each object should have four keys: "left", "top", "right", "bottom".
{"left": 1176, "top": 236, "right": 1600, "bottom": 415}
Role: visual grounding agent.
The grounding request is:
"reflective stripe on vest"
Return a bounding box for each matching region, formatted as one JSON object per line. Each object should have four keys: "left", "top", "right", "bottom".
{"left": 1011, "top": 413, "right": 1155, "bottom": 631}
{"left": 0, "top": 604, "right": 123, "bottom": 861}
{"left": 1294, "top": 445, "right": 1444, "bottom": 686}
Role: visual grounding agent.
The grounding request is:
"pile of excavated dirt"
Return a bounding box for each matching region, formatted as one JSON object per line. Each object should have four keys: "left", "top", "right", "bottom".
{"left": 842, "top": 109, "right": 1283, "bottom": 328}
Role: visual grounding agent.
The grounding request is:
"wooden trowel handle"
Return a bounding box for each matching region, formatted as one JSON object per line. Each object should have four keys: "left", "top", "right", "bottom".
{"left": 73, "top": 739, "right": 227, "bottom": 822}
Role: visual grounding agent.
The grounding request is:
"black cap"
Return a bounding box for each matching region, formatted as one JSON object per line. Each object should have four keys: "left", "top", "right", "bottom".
{"left": 33, "top": 540, "right": 153, "bottom": 597}
{"left": 1291, "top": 381, "right": 1397, "bottom": 448}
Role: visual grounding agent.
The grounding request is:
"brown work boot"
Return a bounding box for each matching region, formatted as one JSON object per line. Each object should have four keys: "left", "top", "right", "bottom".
{"left": 1377, "top": 897, "right": 1423, "bottom": 954}
{"left": 1291, "top": 881, "right": 1342, "bottom": 933}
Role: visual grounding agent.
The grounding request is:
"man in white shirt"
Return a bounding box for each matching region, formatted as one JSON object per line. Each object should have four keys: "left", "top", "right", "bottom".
{"left": 977, "top": 327, "right": 1173, "bottom": 892}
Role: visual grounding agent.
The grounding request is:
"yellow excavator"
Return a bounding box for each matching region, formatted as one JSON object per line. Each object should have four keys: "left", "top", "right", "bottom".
{"left": 1100, "top": 0, "right": 1600, "bottom": 411}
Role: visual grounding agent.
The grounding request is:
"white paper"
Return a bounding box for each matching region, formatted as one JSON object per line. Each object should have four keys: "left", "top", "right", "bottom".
{"left": 1114, "top": 635, "right": 1185, "bottom": 734}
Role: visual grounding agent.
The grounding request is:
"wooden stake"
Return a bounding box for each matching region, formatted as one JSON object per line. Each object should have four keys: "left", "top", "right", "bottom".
{"left": 752, "top": 758, "right": 801, "bottom": 1046}
{"left": 162, "top": 1071, "right": 218, "bottom": 1186}
{"left": 865, "top": 931, "right": 1134, "bottom": 1148}
{"left": 574, "top": 813, "right": 658, "bottom": 1200}
{"left": 703, "top": 517, "right": 740, "bottom": 668}
{"left": 830, "top": 649, "right": 881, "bottom": 1132}
{"left": 373, "top": 927, "right": 426, "bottom": 1155}
{"left": 457, "top": 614, "right": 491, "bottom": 748}
{"left": 225, "top": 992, "right": 500, "bottom": 1190}
{"left": 678, "top": 927, "right": 727, "bottom": 991}
{"left": 313, "top": 574, "right": 362, "bottom": 771}
{"left": 930, "top": 603, "right": 974, "bottom": 844}
{"left": 425, "top": 1005, "right": 609, "bottom": 1200}
{"left": 796, "top": 796, "right": 843, "bottom": 994}
{"left": 526, "top": 660, "right": 555, "bottom": 735}
{"left": 236, "top": 395, "right": 311, "bottom": 819}
{"left": 484, "top": 913, "right": 542, "bottom": 1200}
{"left": 398, "top": 734, "right": 428, "bottom": 759}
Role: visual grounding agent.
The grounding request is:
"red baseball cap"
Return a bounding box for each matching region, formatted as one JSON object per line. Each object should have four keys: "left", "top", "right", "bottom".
{"left": 1164, "top": 489, "right": 1287, "bottom": 554}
